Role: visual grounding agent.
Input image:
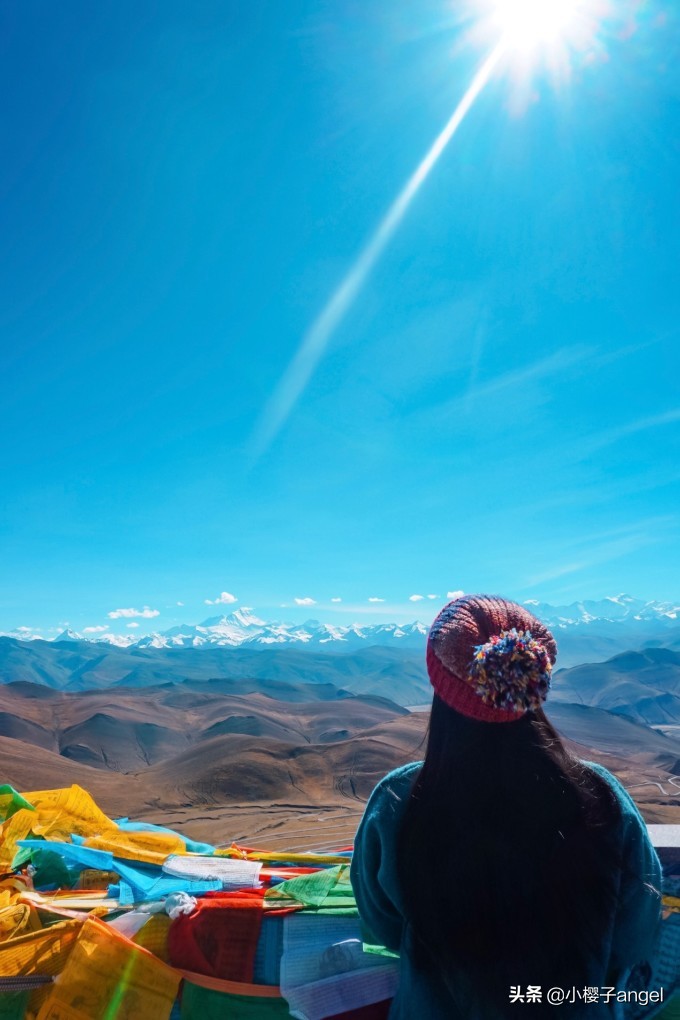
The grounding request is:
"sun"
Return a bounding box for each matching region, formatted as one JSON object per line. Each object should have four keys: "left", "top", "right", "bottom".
{"left": 465, "top": 0, "right": 608, "bottom": 90}
{"left": 493, "top": 0, "right": 580, "bottom": 48}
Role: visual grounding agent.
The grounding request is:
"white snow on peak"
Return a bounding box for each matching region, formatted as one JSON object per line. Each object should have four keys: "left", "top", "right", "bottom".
{"left": 135, "top": 632, "right": 168, "bottom": 649}
{"left": 23, "top": 595, "right": 680, "bottom": 653}
{"left": 6, "top": 629, "right": 43, "bottom": 642}
{"left": 53, "top": 628, "right": 83, "bottom": 643}
{"left": 95, "top": 632, "right": 136, "bottom": 648}
{"left": 229, "top": 608, "right": 266, "bottom": 628}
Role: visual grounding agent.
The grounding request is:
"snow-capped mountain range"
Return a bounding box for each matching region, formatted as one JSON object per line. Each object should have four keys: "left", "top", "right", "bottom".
{"left": 524, "top": 594, "right": 679, "bottom": 625}
{"left": 52, "top": 609, "right": 430, "bottom": 650}
{"left": 20, "top": 594, "right": 680, "bottom": 652}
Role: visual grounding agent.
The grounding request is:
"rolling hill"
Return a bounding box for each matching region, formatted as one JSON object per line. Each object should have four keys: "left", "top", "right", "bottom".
{"left": 0, "top": 638, "right": 430, "bottom": 703}
{"left": 551, "top": 648, "right": 680, "bottom": 725}
{"left": 0, "top": 676, "right": 678, "bottom": 842}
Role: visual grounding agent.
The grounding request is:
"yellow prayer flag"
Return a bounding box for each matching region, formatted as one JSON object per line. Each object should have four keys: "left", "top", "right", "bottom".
{"left": 36, "top": 916, "right": 180, "bottom": 1020}
{"left": 215, "top": 846, "right": 350, "bottom": 865}
{"left": 23, "top": 786, "right": 116, "bottom": 842}
{"left": 74, "top": 869, "right": 120, "bottom": 891}
{"left": 132, "top": 913, "right": 172, "bottom": 963}
{"left": 0, "top": 902, "right": 41, "bottom": 942}
{"left": 663, "top": 895, "right": 680, "bottom": 913}
{"left": 0, "top": 808, "right": 37, "bottom": 870}
{"left": 83, "top": 828, "right": 185, "bottom": 866}
{"left": 0, "top": 879, "right": 27, "bottom": 908}
{"left": 0, "top": 918, "right": 82, "bottom": 977}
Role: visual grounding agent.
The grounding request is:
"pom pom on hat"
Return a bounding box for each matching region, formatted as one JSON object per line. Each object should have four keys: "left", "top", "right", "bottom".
{"left": 426, "top": 595, "right": 557, "bottom": 723}
{"left": 469, "top": 628, "right": 552, "bottom": 713}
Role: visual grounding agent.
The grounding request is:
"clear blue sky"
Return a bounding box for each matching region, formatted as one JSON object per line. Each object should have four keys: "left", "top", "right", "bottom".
{"left": 1, "top": 1, "right": 679, "bottom": 637}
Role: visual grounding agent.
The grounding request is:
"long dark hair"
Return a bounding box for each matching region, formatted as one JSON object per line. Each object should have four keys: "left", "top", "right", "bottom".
{"left": 396, "top": 695, "right": 622, "bottom": 1017}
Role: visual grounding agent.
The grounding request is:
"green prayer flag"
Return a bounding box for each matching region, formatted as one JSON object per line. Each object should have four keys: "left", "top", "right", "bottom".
{"left": 0, "top": 991, "right": 30, "bottom": 1020}
{"left": 0, "top": 786, "right": 34, "bottom": 823}
{"left": 266, "top": 864, "right": 354, "bottom": 908}
{"left": 181, "top": 983, "right": 291, "bottom": 1019}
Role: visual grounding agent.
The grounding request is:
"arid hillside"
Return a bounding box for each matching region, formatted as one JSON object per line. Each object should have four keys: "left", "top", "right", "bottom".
{"left": 0, "top": 678, "right": 678, "bottom": 847}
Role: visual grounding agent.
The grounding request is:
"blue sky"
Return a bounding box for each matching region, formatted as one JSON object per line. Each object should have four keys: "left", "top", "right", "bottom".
{"left": 1, "top": 0, "right": 679, "bottom": 637}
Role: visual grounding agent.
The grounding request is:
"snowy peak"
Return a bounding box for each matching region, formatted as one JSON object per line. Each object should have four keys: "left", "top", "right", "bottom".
{"left": 100, "top": 615, "right": 433, "bottom": 652}
{"left": 32, "top": 595, "right": 680, "bottom": 652}
{"left": 228, "top": 607, "right": 266, "bottom": 628}
{"left": 523, "top": 596, "right": 678, "bottom": 628}
{"left": 605, "top": 593, "right": 637, "bottom": 606}
{"left": 95, "top": 633, "right": 136, "bottom": 648}
{"left": 200, "top": 608, "right": 265, "bottom": 630}
{"left": 53, "top": 628, "right": 82, "bottom": 643}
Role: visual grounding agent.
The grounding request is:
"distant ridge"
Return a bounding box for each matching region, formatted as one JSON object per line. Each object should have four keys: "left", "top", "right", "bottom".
{"left": 4, "top": 634, "right": 680, "bottom": 727}
{"left": 553, "top": 647, "right": 680, "bottom": 726}
{"left": 0, "top": 641, "right": 431, "bottom": 703}
{"left": 5, "top": 594, "right": 678, "bottom": 654}
{"left": 0, "top": 677, "right": 678, "bottom": 829}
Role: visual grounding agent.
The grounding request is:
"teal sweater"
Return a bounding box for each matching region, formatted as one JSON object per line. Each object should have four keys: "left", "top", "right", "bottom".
{"left": 350, "top": 761, "right": 663, "bottom": 1019}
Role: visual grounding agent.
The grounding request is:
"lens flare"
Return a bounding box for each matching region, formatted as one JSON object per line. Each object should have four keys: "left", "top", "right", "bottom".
{"left": 251, "top": 0, "right": 610, "bottom": 455}
{"left": 493, "top": 0, "right": 579, "bottom": 48}
{"left": 475, "top": 0, "right": 609, "bottom": 79}
{"left": 250, "top": 42, "right": 505, "bottom": 457}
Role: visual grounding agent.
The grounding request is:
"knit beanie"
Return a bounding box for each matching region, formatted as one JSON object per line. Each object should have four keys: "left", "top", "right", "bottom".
{"left": 426, "top": 594, "right": 558, "bottom": 723}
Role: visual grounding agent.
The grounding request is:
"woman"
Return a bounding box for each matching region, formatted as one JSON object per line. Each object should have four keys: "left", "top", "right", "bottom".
{"left": 350, "top": 595, "right": 662, "bottom": 1018}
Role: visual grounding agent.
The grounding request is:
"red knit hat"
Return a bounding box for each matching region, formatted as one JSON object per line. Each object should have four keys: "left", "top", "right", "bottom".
{"left": 426, "top": 594, "right": 558, "bottom": 723}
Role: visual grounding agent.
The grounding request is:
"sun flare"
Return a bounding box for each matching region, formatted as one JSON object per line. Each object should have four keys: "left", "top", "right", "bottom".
{"left": 493, "top": 0, "right": 579, "bottom": 48}
{"left": 468, "top": 0, "right": 608, "bottom": 90}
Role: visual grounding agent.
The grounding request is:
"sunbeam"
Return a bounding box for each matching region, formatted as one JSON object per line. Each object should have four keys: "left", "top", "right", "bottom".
{"left": 250, "top": 40, "right": 506, "bottom": 457}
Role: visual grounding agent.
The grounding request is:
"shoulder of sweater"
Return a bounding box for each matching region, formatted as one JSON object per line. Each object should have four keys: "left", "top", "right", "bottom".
{"left": 375, "top": 760, "right": 423, "bottom": 793}
{"left": 579, "top": 759, "right": 644, "bottom": 824}
{"left": 364, "top": 761, "right": 423, "bottom": 818}
{"left": 580, "top": 758, "right": 618, "bottom": 783}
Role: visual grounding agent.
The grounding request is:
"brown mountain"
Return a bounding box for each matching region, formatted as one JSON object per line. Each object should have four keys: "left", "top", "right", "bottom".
{"left": 0, "top": 679, "right": 678, "bottom": 847}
